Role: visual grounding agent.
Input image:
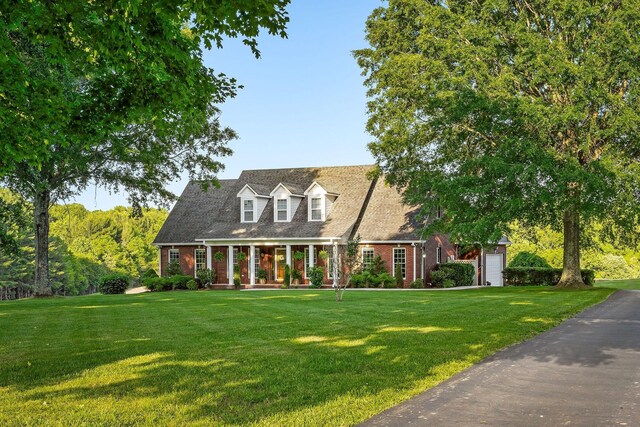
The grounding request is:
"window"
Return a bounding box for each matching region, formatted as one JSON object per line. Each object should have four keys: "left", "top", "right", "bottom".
{"left": 168, "top": 249, "right": 180, "bottom": 264}
{"left": 233, "top": 248, "right": 239, "bottom": 265}
{"left": 276, "top": 198, "right": 288, "bottom": 221}
{"left": 254, "top": 247, "right": 261, "bottom": 272}
{"left": 362, "top": 248, "right": 374, "bottom": 271}
{"left": 393, "top": 248, "right": 406, "bottom": 279}
{"left": 311, "top": 197, "right": 322, "bottom": 221}
{"left": 436, "top": 246, "right": 442, "bottom": 264}
{"left": 243, "top": 199, "right": 254, "bottom": 222}
{"left": 195, "top": 249, "right": 206, "bottom": 273}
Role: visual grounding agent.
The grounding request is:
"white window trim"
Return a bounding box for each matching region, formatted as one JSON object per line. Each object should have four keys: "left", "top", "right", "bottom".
{"left": 275, "top": 197, "right": 289, "bottom": 222}
{"left": 168, "top": 249, "right": 180, "bottom": 264}
{"left": 393, "top": 247, "right": 407, "bottom": 279}
{"left": 362, "top": 247, "right": 374, "bottom": 270}
{"left": 194, "top": 249, "right": 206, "bottom": 276}
{"left": 436, "top": 246, "right": 442, "bottom": 264}
{"left": 254, "top": 247, "right": 261, "bottom": 272}
{"left": 241, "top": 198, "right": 257, "bottom": 223}
{"left": 233, "top": 248, "right": 239, "bottom": 265}
{"left": 309, "top": 196, "right": 324, "bottom": 222}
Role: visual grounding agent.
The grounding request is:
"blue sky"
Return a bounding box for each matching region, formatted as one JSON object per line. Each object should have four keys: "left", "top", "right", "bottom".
{"left": 72, "top": 0, "right": 383, "bottom": 210}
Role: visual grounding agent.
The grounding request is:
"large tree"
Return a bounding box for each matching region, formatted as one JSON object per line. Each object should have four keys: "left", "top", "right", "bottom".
{"left": 356, "top": 0, "right": 640, "bottom": 288}
{"left": 1, "top": 1, "right": 290, "bottom": 295}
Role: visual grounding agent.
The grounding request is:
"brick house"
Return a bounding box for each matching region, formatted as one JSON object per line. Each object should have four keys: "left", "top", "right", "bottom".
{"left": 152, "top": 165, "right": 508, "bottom": 287}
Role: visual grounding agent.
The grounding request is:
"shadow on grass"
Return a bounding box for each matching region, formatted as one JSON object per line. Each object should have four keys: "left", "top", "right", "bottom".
{"left": 0, "top": 287, "right": 618, "bottom": 425}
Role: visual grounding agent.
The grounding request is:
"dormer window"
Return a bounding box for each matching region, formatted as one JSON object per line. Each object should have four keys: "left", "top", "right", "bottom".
{"left": 311, "top": 197, "right": 322, "bottom": 221}
{"left": 276, "top": 198, "right": 288, "bottom": 221}
{"left": 243, "top": 199, "right": 254, "bottom": 222}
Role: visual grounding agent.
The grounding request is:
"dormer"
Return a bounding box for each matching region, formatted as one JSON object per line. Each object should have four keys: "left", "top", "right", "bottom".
{"left": 236, "top": 184, "right": 271, "bottom": 223}
{"left": 303, "top": 181, "right": 339, "bottom": 222}
{"left": 269, "top": 183, "right": 304, "bottom": 222}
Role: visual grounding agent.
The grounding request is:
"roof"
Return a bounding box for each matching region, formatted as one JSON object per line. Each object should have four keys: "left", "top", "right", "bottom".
{"left": 153, "top": 165, "right": 425, "bottom": 244}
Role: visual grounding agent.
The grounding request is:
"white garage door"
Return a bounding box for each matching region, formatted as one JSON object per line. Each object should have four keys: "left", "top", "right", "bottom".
{"left": 485, "top": 254, "right": 504, "bottom": 287}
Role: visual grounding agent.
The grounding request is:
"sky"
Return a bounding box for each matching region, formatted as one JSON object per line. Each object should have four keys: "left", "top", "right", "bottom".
{"left": 71, "top": 0, "right": 383, "bottom": 210}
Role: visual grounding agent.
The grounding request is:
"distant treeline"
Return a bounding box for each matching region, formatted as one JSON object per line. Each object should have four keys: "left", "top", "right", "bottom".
{"left": 1, "top": 190, "right": 167, "bottom": 299}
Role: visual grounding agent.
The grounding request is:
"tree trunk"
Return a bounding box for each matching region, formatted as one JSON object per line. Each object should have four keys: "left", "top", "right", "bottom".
{"left": 34, "top": 189, "right": 52, "bottom": 296}
{"left": 556, "top": 206, "right": 588, "bottom": 289}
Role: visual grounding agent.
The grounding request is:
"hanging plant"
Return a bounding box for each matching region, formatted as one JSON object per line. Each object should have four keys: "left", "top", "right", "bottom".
{"left": 293, "top": 251, "right": 305, "bottom": 261}
{"left": 237, "top": 251, "right": 247, "bottom": 262}
{"left": 213, "top": 251, "right": 224, "bottom": 262}
{"left": 318, "top": 250, "right": 329, "bottom": 260}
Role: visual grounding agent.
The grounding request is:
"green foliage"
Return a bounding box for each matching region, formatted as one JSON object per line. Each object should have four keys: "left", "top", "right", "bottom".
{"left": 143, "top": 277, "right": 172, "bottom": 292}
{"left": 367, "top": 255, "right": 387, "bottom": 275}
{"left": 409, "top": 280, "right": 424, "bottom": 289}
{"left": 165, "top": 261, "right": 183, "bottom": 277}
{"left": 196, "top": 268, "right": 215, "bottom": 287}
{"left": 236, "top": 251, "right": 247, "bottom": 262}
{"left": 379, "top": 272, "right": 395, "bottom": 288}
{"left": 283, "top": 264, "right": 291, "bottom": 288}
{"left": 291, "top": 268, "right": 302, "bottom": 281}
{"left": 440, "top": 263, "right": 476, "bottom": 287}
{"left": 356, "top": 0, "right": 640, "bottom": 282}
{"left": 170, "top": 275, "right": 194, "bottom": 290}
{"left": 293, "top": 251, "right": 305, "bottom": 261}
{"left": 99, "top": 274, "right": 130, "bottom": 294}
{"left": 430, "top": 270, "right": 448, "bottom": 288}
{"left": 504, "top": 268, "right": 594, "bottom": 287}
{"left": 213, "top": 251, "right": 225, "bottom": 262}
{"left": 508, "top": 252, "right": 552, "bottom": 269}
{"left": 186, "top": 280, "right": 198, "bottom": 291}
{"left": 309, "top": 267, "right": 324, "bottom": 288}
{"left": 394, "top": 264, "right": 404, "bottom": 288}
{"left": 318, "top": 250, "right": 329, "bottom": 260}
{"left": 141, "top": 269, "right": 159, "bottom": 280}
{"left": 233, "top": 265, "right": 241, "bottom": 289}
{"left": 257, "top": 268, "right": 268, "bottom": 281}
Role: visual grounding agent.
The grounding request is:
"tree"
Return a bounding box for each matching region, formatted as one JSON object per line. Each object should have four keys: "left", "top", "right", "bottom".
{"left": 334, "top": 236, "right": 362, "bottom": 301}
{"left": 356, "top": 0, "right": 640, "bottom": 288}
{"left": 1, "top": 1, "right": 290, "bottom": 295}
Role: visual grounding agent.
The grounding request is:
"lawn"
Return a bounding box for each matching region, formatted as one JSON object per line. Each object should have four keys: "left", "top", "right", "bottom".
{"left": 0, "top": 287, "right": 614, "bottom": 426}
{"left": 595, "top": 278, "right": 640, "bottom": 290}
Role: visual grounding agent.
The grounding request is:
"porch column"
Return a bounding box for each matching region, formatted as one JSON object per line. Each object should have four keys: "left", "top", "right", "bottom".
{"left": 158, "top": 247, "right": 162, "bottom": 276}
{"left": 333, "top": 242, "right": 339, "bottom": 288}
{"left": 206, "top": 245, "right": 212, "bottom": 270}
{"left": 421, "top": 245, "right": 425, "bottom": 279}
{"left": 412, "top": 243, "right": 417, "bottom": 282}
{"left": 227, "top": 245, "right": 234, "bottom": 286}
{"left": 286, "top": 244, "right": 292, "bottom": 268}
{"left": 308, "top": 244, "right": 315, "bottom": 268}
{"left": 249, "top": 244, "right": 256, "bottom": 286}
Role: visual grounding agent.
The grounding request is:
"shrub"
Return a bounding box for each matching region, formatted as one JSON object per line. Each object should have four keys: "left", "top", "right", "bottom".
{"left": 503, "top": 267, "right": 595, "bottom": 286}
{"left": 394, "top": 264, "right": 404, "bottom": 288}
{"left": 165, "top": 260, "right": 183, "bottom": 276}
{"left": 196, "top": 268, "right": 215, "bottom": 287}
{"left": 350, "top": 273, "right": 364, "bottom": 288}
{"left": 170, "top": 275, "right": 193, "bottom": 290}
{"left": 430, "top": 270, "right": 448, "bottom": 288}
{"left": 368, "top": 255, "right": 387, "bottom": 275}
{"left": 283, "top": 264, "right": 291, "bottom": 288}
{"left": 409, "top": 280, "right": 424, "bottom": 289}
{"left": 233, "top": 265, "right": 241, "bottom": 289}
{"left": 143, "top": 277, "right": 172, "bottom": 292}
{"left": 439, "top": 263, "right": 475, "bottom": 287}
{"left": 366, "top": 271, "right": 382, "bottom": 288}
{"left": 257, "top": 268, "right": 268, "bottom": 281}
{"left": 309, "top": 266, "right": 324, "bottom": 288}
{"left": 443, "top": 279, "right": 456, "bottom": 288}
{"left": 291, "top": 268, "right": 303, "bottom": 281}
{"left": 379, "top": 272, "right": 395, "bottom": 288}
{"left": 186, "top": 279, "right": 198, "bottom": 290}
{"left": 99, "top": 273, "right": 129, "bottom": 294}
{"left": 508, "top": 252, "right": 551, "bottom": 269}
{"left": 140, "top": 268, "right": 158, "bottom": 280}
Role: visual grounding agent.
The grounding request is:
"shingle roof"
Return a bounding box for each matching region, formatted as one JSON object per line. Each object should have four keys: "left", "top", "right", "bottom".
{"left": 152, "top": 179, "right": 237, "bottom": 244}
{"left": 153, "top": 165, "right": 425, "bottom": 244}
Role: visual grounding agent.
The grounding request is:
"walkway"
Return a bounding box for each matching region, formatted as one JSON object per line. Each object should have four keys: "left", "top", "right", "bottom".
{"left": 361, "top": 290, "right": 640, "bottom": 426}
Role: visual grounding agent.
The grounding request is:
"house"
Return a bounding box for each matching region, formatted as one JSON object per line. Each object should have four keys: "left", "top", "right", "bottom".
{"left": 152, "top": 165, "right": 508, "bottom": 287}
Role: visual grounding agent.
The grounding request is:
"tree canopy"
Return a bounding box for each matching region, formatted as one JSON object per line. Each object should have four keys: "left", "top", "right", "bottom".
{"left": 356, "top": 0, "right": 640, "bottom": 288}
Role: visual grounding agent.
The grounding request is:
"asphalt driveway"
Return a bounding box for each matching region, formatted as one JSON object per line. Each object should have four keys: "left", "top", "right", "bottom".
{"left": 361, "top": 290, "right": 640, "bottom": 426}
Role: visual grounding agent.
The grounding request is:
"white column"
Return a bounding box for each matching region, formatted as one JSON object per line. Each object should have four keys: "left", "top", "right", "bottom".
{"left": 308, "top": 244, "right": 315, "bottom": 269}
{"left": 249, "top": 244, "right": 256, "bottom": 286}
{"left": 421, "top": 246, "right": 425, "bottom": 280}
{"left": 412, "top": 243, "right": 417, "bottom": 282}
{"left": 333, "top": 242, "right": 339, "bottom": 288}
{"left": 227, "top": 245, "right": 234, "bottom": 286}
{"left": 206, "top": 245, "right": 212, "bottom": 270}
{"left": 158, "top": 247, "right": 162, "bottom": 276}
{"left": 286, "top": 244, "right": 292, "bottom": 268}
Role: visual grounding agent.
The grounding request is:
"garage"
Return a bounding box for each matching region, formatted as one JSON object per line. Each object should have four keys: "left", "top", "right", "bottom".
{"left": 485, "top": 253, "right": 504, "bottom": 286}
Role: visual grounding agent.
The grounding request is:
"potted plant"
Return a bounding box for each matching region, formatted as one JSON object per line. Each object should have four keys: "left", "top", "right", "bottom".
{"left": 236, "top": 251, "right": 247, "bottom": 262}
{"left": 294, "top": 251, "right": 305, "bottom": 261}
{"left": 318, "top": 250, "right": 329, "bottom": 261}
{"left": 257, "top": 268, "right": 268, "bottom": 285}
{"left": 291, "top": 268, "right": 302, "bottom": 285}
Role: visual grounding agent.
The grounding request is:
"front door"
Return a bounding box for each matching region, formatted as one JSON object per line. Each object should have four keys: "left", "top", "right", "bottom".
{"left": 275, "top": 248, "right": 286, "bottom": 280}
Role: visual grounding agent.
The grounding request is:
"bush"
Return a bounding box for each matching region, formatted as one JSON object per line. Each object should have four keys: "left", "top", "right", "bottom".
{"left": 140, "top": 268, "right": 158, "bottom": 280}
{"left": 409, "top": 280, "right": 424, "bottom": 289}
{"left": 379, "top": 272, "right": 395, "bottom": 288}
{"left": 143, "top": 277, "right": 172, "bottom": 292}
{"left": 196, "top": 268, "right": 215, "bottom": 287}
{"left": 169, "top": 275, "right": 193, "bottom": 290}
{"left": 257, "top": 268, "right": 268, "bottom": 281}
{"left": 233, "top": 265, "right": 241, "bottom": 289}
{"left": 366, "top": 271, "right": 382, "bottom": 288}
{"left": 443, "top": 279, "right": 456, "bottom": 288}
{"left": 186, "top": 279, "right": 198, "bottom": 290}
{"left": 508, "top": 252, "right": 551, "bottom": 269}
{"left": 291, "top": 268, "right": 303, "bottom": 281}
{"left": 283, "top": 264, "right": 291, "bottom": 288}
{"left": 309, "top": 266, "right": 324, "bottom": 288}
{"left": 430, "top": 270, "right": 448, "bottom": 288}
{"left": 439, "top": 263, "right": 475, "bottom": 287}
{"left": 350, "top": 273, "right": 365, "bottom": 288}
{"left": 394, "top": 263, "right": 404, "bottom": 288}
{"left": 99, "top": 273, "right": 129, "bottom": 294}
{"left": 503, "top": 267, "right": 595, "bottom": 286}
{"left": 165, "top": 260, "right": 183, "bottom": 276}
{"left": 368, "top": 255, "right": 387, "bottom": 275}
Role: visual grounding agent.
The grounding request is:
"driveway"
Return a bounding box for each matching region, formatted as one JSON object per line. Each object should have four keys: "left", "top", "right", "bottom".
{"left": 361, "top": 290, "right": 640, "bottom": 426}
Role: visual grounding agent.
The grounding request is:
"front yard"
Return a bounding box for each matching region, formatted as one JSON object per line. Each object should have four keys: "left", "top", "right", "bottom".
{"left": 0, "top": 287, "right": 614, "bottom": 426}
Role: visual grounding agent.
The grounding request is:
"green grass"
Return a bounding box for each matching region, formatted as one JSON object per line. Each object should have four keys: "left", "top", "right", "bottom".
{"left": 0, "top": 287, "right": 614, "bottom": 426}
{"left": 595, "top": 278, "right": 640, "bottom": 290}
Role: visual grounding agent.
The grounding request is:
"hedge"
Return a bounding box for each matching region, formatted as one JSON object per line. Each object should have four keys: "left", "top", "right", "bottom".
{"left": 99, "top": 273, "right": 130, "bottom": 294}
{"left": 503, "top": 267, "right": 595, "bottom": 287}
{"left": 431, "top": 263, "right": 475, "bottom": 287}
